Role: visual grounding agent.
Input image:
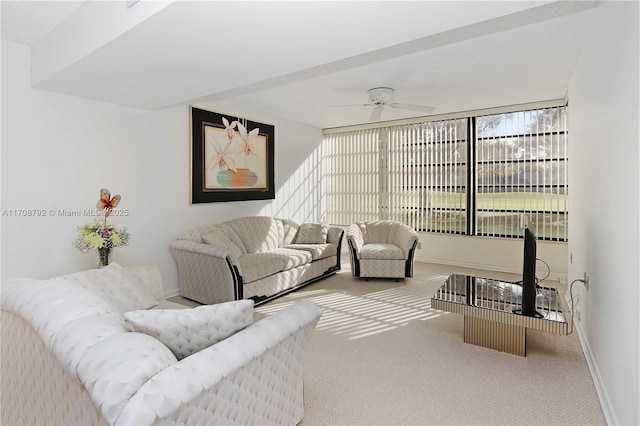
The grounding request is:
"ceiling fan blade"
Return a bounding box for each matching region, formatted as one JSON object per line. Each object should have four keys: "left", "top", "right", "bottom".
{"left": 369, "top": 106, "right": 382, "bottom": 122}
{"left": 389, "top": 103, "right": 435, "bottom": 113}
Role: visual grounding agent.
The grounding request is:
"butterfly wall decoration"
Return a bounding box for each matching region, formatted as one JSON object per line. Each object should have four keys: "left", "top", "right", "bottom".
{"left": 97, "top": 189, "right": 121, "bottom": 217}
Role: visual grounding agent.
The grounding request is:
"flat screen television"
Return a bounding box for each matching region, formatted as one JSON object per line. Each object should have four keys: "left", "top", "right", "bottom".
{"left": 514, "top": 227, "right": 543, "bottom": 318}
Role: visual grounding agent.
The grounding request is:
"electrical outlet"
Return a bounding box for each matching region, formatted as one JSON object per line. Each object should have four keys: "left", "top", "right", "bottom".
{"left": 583, "top": 272, "right": 589, "bottom": 289}
{"left": 575, "top": 309, "right": 581, "bottom": 321}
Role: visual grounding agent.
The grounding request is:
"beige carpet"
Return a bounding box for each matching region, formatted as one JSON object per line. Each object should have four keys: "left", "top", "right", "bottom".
{"left": 252, "top": 262, "right": 606, "bottom": 426}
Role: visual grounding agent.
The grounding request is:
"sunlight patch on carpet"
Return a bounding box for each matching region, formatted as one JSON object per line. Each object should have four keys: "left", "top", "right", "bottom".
{"left": 256, "top": 281, "right": 449, "bottom": 340}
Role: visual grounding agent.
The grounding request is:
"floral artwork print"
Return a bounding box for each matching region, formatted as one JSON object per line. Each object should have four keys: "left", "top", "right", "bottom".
{"left": 190, "top": 107, "right": 274, "bottom": 203}
{"left": 204, "top": 116, "right": 267, "bottom": 189}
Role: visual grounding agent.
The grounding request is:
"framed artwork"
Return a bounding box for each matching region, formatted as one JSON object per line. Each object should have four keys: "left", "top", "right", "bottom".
{"left": 190, "top": 107, "right": 275, "bottom": 203}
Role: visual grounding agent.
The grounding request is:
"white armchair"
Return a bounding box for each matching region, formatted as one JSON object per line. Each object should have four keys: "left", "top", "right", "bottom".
{"left": 346, "top": 220, "right": 420, "bottom": 279}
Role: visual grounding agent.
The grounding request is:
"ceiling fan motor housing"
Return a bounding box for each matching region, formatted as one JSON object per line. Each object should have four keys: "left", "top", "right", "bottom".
{"left": 368, "top": 87, "right": 394, "bottom": 103}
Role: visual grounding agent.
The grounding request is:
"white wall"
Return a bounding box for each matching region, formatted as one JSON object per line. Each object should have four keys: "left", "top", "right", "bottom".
{"left": 415, "top": 233, "right": 567, "bottom": 281}
{"left": 1, "top": 36, "right": 569, "bottom": 291}
{"left": 567, "top": 1, "right": 639, "bottom": 425}
{"left": 1, "top": 39, "right": 324, "bottom": 296}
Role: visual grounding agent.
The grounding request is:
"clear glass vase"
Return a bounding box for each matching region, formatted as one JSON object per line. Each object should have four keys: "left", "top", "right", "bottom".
{"left": 97, "top": 247, "right": 111, "bottom": 268}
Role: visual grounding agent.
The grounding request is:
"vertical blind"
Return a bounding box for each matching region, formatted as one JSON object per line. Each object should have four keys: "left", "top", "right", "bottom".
{"left": 323, "top": 118, "right": 467, "bottom": 234}
{"left": 386, "top": 119, "right": 468, "bottom": 233}
{"left": 322, "top": 129, "right": 381, "bottom": 226}
{"left": 475, "top": 106, "right": 568, "bottom": 240}
{"left": 322, "top": 103, "right": 568, "bottom": 241}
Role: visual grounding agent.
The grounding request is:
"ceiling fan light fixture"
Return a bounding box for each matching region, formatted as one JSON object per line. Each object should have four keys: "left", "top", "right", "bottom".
{"left": 367, "top": 87, "right": 394, "bottom": 103}
{"left": 329, "top": 86, "right": 434, "bottom": 122}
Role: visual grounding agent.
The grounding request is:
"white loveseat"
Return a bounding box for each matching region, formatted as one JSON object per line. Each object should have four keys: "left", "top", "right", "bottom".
{"left": 171, "top": 216, "right": 344, "bottom": 305}
{"left": 0, "top": 263, "right": 322, "bottom": 426}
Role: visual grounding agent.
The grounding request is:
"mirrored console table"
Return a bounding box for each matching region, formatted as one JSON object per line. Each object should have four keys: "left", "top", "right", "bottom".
{"left": 431, "top": 274, "right": 569, "bottom": 356}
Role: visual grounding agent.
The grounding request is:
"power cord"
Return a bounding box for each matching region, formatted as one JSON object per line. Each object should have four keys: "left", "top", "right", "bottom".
{"left": 567, "top": 277, "right": 589, "bottom": 335}
{"left": 535, "top": 258, "right": 551, "bottom": 311}
{"left": 536, "top": 258, "right": 551, "bottom": 285}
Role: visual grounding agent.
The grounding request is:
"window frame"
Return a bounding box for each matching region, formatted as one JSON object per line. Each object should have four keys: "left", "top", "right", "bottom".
{"left": 322, "top": 99, "right": 568, "bottom": 242}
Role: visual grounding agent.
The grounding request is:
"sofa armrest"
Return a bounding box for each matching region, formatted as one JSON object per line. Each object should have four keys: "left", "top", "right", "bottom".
{"left": 394, "top": 225, "right": 420, "bottom": 259}
{"left": 346, "top": 224, "right": 364, "bottom": 277}
{"left": 115, "top": 301, "right": 322, "bottom": 426}
{"left": 171, "top": 239, "right": 236, "bottom": 259}
{"left": 346, "top": 223, "right": 364, "bottom": 255}
{"left": 170, "top": 240, "right": 243, "bottom": 305}
{"left": 1, "top": 310, "right": 107, "bottom": 426}
{"left": 328, "top": 226, "right": 345, "bottom": 268}
{"left": 327, "top": 225, "right": 344, "bottom": 245}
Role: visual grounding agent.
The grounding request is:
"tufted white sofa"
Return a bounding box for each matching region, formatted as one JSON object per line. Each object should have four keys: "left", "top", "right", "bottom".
{"left": 347, "top": 220, "right": 420, "bottom": 279}
{"left": 0, "top": 263, "right": 322, "bottom": 426}
{"left": 171, "top": 216, "right": 344, "bottom": 305}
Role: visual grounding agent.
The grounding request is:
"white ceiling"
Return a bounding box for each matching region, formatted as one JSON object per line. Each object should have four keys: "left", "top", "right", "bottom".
{"left": 1, "top": 0, "right": 599, "bottom": 129}
{"left": 1, "top": 0, "right": 84, "bottom": 45}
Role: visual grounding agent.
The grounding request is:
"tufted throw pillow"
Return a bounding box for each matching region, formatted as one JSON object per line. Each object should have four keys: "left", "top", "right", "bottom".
{"left": 295, "top": 223, "right": 329, "bottom": 244}
{"left": 123, "top": 299, "right": 254, "bottom": 360}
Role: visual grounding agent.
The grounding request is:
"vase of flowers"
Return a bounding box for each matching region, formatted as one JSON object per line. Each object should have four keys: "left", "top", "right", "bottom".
{"left": 74, "top": 189, "right": 129, "bottom": 268}
{"left": 97, "top": 247, "right": 111, "bottom": 268}
{"left": 75, "top": 218, "right": 130, "bottom": 268}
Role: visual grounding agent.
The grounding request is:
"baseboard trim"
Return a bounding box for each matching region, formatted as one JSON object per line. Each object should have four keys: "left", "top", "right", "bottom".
{"left": 164, "top": 288, "right": 180, "bottom": 298}
{"left": 566, "top": 295, "right": 617, "bottom": 425}
{"left": 415, "top": 255, "right": 519, "bottom": 274}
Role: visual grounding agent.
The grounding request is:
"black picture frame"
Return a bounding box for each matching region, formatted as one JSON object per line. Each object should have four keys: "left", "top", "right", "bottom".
{"left": 190, "top": 106, "right": 275, "bottom": 203}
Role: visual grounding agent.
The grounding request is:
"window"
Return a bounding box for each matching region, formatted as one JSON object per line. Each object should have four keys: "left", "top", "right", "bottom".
{"left": 387, "top": 119, "right": 468, "bottom": 234}
{"left": 322, "top": 102, "right": 568, "bottom": 241}
{"left": 475, "top": 107, "right": 568, "bottom": 240}
{"left": 322, "top": 129, "right": 381, "bottom": 227}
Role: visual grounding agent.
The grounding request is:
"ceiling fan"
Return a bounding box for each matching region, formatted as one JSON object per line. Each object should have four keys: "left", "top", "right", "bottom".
{"left": 333, "top": 87, "right": 435, "bottom": 122}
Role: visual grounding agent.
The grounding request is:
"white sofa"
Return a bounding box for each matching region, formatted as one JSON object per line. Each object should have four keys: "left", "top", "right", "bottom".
{"left": 171, "top": 216, "right": 344, "bottom": 305}
{"left": 0, "top": 263, "right": 322, "bottom": 426}
{"left": 347, "top": 220, "right": 420, "bottom": 279}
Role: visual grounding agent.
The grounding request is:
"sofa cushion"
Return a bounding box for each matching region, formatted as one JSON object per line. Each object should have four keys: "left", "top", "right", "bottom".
{"left": 218, "top": 224, "right": 248, "bottom": 254}
{"left": 295, "top": 223, "right": 328, "bottom": 244}
{"left": 76, "top": 332, "right": 178, "bottom": 424}
{"left": 202, "top": 228, "right": 243, "bottom": 260}
{"left": 284, "top": 243, "right": 337, "bottom": 261}
{"left": 360, "top": 243, "right": 405, "bottom": 260}
{"left": 238, "top": 249, "right": 312, "bottom": 283}
{"left": 280, "top": 218, "right": 300, "bottom": 245}
{"left": 359, "top": 220, "right": 391, "bottom": 244}
{"left": 176, "top": 224, "right": 219, "bottom": 242}
{"left": 271, "top": 248, "right": 313, "bottom": 269}
{"left": 124, "top": 300, "right": 254, "bottom": 360}
{"left": 227, "top": 216, "right": 282, "bottom": 253}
